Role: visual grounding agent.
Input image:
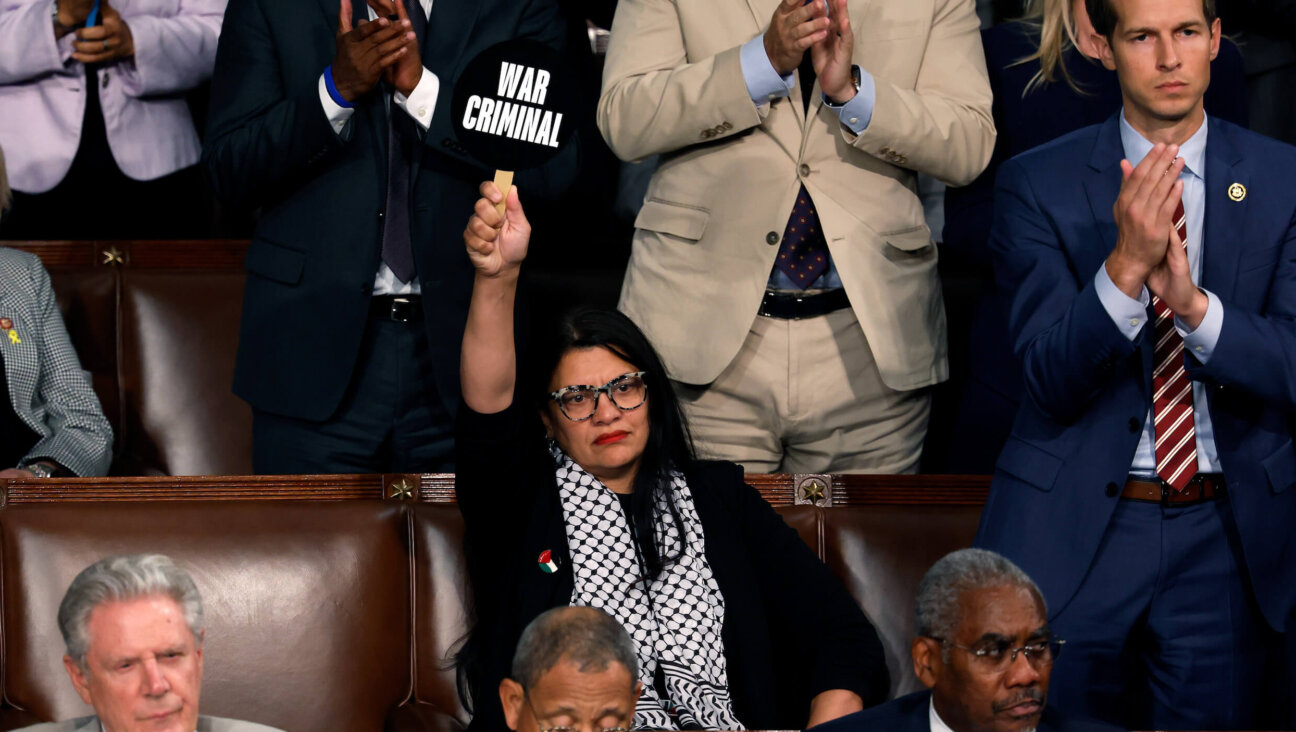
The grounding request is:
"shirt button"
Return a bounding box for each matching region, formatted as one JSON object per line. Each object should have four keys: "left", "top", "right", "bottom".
{"left": 1129, "top": 318, "right": 1140, "bottom": 327}
{"left": 766, "top": 231, "right": 780, "bottom": 245}
{"left": 798, "top": 163, "right": 811, "bottom": 176}
{"left": 1194, "top": 345, "right": 1204, "bottom": 352}
{"left": 417, "top": 106, "right": 428, "bottom": 117}
{"left": 849, "top": 116, "right": 859, "bottom": 125}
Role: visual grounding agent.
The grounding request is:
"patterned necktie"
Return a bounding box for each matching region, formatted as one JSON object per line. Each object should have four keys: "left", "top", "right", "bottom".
{"left": 1151, "top": 200, "right": 1197, "bottom": 491}
{"left": 772, "top": 56, "right": 829, "bottom": 289}
{"left": 775, "top": 187, "right": 829, "bottom": 288}
{"left": 380, "top": 0, "right": 427, "bottom": 284}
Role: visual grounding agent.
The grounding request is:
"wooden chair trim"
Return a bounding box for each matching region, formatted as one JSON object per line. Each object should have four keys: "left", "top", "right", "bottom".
{"left": 0, "top": 473, "right": 990, "bottom": 506}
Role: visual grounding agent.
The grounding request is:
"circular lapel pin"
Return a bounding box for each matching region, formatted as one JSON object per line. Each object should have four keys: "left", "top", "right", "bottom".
{"left": 538, "top": 549, "right": 560, "bottom": 574}
{"left": 1228, "top": 182, "right": 1246, "bottom": 202}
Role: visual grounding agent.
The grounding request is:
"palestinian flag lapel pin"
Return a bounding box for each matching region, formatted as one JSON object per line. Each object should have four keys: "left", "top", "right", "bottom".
{"left": 538, "top": 549, "right": 559, "bottom": 574}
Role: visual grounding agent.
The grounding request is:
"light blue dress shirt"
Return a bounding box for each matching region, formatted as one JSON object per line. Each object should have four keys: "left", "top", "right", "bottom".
{"left": 739, "top": 28, "right": 875, "bottom": 292}
{"left": 1094, "top": 111, "right": 1223, "bottom": 474}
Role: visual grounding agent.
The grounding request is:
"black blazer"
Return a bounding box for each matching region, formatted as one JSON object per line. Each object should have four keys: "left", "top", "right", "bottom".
{"left": 454, "top": 402, "right": 889, "bottom": 731}
{"left": 808, "top": 690, "right": 1126, "bottom": 732}
{"left": 202, "top": 0, "right": 578, "bottom": 421}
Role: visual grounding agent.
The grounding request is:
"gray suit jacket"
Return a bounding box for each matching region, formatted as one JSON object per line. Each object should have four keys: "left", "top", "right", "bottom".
{"left": 14, "top": 714, "right": 285, "bottom": 732}
{"left": 0, "top": 247, "right": 112, "bottom": 476}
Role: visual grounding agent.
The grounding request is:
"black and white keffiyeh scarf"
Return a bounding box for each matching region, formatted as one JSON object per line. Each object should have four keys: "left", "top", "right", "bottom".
{"left": 552, "top": 447, "right": 744, "bottom": 730}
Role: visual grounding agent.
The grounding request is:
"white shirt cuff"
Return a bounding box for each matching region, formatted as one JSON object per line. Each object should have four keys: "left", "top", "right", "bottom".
{"left": 393, "top": 66, "right": 440, "bottom": 130}
{"left": 1095, "top": 264, "right": 1150, "bottom": 341}
{"left": 1176, "top": 289, "right": 1223, "bottom": 364}
{"left": 740, "top": 35, "right": 793, "bottom": 105}
{"left": 829, "top": 67, "right": 875, "bottom": 134}
{"left": 318, "top": 72, "right": 355, "bottom": 135}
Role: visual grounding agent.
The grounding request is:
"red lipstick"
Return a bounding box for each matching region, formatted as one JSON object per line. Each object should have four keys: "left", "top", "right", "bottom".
{"left": 595, "top": 431, "right": 629, "bottom": 445}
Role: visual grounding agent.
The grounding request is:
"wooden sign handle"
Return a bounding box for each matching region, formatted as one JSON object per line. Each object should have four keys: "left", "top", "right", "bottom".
{"left": 493, "top": 169, "right": 514, "bottom": 216}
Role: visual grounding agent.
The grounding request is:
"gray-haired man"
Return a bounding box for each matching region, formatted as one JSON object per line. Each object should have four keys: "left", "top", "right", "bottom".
{"left": 16, "top": 554, "right": 282, "bottom": 732}
{"left": 810, "top": 550, "right": 1120, "bottom": 732}
{"left": 499, "top": 606, "right": 643, "bottom": 732}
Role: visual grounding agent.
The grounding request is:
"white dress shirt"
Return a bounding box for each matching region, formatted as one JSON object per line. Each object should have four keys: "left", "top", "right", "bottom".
{"left": 929, "top": 697, "right": 957, "bottom": 732}
{"left": 1094, "top": 111, "right": 1223, "bottom": 474}
{"left": 315, "top": 0, "right": 440, "bottom": 295}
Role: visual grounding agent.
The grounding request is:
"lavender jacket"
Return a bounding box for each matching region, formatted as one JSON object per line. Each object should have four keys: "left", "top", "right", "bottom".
{"left": 0, "top": 0, "right": 225, "bottom": 193}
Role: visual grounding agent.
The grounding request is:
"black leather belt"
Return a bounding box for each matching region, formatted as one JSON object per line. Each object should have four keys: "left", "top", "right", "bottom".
{"left": 370, "top": 295, "right": 423, "bottom": 322}
{"left": 1122, "top": 473, "right": 1226, "bottom": 507}
{"left": 757, "top": 289, "right": 850, "bottom": 320}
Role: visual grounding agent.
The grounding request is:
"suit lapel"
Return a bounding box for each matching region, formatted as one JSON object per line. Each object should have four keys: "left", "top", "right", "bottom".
{"left": 1082, "top": 115, "right": 1155, "bottom": 397}
{"left": 421, "top": 0, "right": 482, "bottom": 93}
{"left": 1201, "top": 116, "right": 1247, "bottom": 302}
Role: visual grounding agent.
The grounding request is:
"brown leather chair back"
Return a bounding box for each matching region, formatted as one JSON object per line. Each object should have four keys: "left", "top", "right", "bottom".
{"left": 118, "top": 270, "right": 251, "bottom": 475}
{"left": 0, "top": 501, "right": 411, "bottom": 732}
{"left": 409, "top": 504, "right": 473, "bottom": 730}
{"left": 820, "top": 504, "right": 983, "bottom": 698}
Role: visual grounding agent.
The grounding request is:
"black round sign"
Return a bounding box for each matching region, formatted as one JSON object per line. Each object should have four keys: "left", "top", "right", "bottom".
{"left": 451, "top": 39, "right": 578, "bottom": 171}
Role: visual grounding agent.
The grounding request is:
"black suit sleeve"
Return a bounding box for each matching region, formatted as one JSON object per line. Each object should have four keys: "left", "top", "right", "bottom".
{"left": 724, "top": 470, "right": 890, "bottom": 705}
{"left": 202, "top": 0, "right": 347, "bottom": 209}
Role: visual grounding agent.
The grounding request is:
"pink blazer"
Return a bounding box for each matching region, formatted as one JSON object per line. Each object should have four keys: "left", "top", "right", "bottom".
{"left": 0, "top": 0, "right": 225, "bottom": 193}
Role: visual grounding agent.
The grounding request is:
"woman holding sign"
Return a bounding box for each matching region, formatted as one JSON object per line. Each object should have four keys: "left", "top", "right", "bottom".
{"left": 455, "top": 182, "right": 888, "bottom": 731}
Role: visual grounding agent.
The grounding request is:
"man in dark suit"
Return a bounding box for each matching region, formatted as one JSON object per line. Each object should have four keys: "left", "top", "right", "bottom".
{"left": 810, "top": 549, "right": 1118, "bottom": 732}
{"left": 975, "top": 0, "right": 1296, "bottom": 727}
{"left": 202, "top": 0, "right": 575, "bottom": 473}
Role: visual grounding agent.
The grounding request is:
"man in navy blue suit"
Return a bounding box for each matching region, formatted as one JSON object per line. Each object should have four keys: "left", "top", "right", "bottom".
{"left": 976, "top": 0, "right": 1296, "bottom": 728}
{"left": 810, "top": 549, "right": 1118, "bottom": 732}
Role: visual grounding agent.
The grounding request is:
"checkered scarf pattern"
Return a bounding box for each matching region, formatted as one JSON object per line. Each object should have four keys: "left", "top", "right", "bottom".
{"left": 552, "top": 446, "right": 744, "bottom": 730}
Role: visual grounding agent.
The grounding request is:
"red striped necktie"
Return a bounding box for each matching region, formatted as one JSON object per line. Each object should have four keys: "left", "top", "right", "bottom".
{"left": 1151, "top": 200, "right": 1197, "bottom": 491}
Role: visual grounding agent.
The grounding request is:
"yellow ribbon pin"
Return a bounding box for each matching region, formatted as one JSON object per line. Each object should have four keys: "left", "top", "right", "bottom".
{"left": 7, "top": 330, "right": 19, "bottom": 345}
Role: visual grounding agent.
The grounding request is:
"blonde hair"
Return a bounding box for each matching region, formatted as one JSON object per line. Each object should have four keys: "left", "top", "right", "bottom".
{"left": 0, "top": 145, "right": 10, "bottom": 218}
{"left": 1013, "top": 0, "right": 1089, "bottom": 96}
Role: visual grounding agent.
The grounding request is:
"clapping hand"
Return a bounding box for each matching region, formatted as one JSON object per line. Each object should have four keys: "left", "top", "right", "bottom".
{"left": 810, "top": 0, "right": 856, "bottom": 104}
{"left": 367, "top": 0, "right": 423, "bottom": 97}
{"left": 1105, "top": 144, "right": 1184, "bottom": 297}
{"left": 71, "top": 2, "right": 134, "bottom": 64}
{"left": 763, "top": 0, "right": 829, "bottom": 75}
{"left": 464, "top": 182, "right": 530, "bottom": 279}
{"left": 331, "top": 0, "right": 415, "bottom": 103}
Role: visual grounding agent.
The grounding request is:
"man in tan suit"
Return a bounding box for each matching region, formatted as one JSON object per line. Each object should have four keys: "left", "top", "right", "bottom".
{"left": 598, "top": 0, "right": 994, "bottom": 473}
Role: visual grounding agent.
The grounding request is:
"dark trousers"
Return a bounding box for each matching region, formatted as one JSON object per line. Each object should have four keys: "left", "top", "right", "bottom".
{"left": 1046, "top": 495, "right": 1278, "bottom": 729}
{"left": 252, "top": 311, "right": 454, "bottom": 474}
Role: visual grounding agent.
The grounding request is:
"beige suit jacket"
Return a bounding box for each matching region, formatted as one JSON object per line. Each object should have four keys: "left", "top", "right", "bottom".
{"left": 14, "top": 714, "right": 284, "bottom": 732}
{"left": 597, "top": 0, "right": 994, "bottom": 389}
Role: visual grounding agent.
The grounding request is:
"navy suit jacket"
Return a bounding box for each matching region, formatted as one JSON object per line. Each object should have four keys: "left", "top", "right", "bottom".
{"left": 808, "top": 690, "right": 1122, "bottom": 732}
{"left": 203, "top": 0, "right": 577, "bottom": 421}
{"left": 975, "top": 114, "right": 1296, "bottom": 631}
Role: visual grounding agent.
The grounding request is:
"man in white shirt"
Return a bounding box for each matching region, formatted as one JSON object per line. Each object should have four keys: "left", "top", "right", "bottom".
{"left": 202, "top": 0, "right": 576, "bottom": 473}
{"left": 14, "top": 554, "right": 281, "bottom": 732}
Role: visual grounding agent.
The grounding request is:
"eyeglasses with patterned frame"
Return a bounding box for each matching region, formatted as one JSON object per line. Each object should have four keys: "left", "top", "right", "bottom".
{"left": 523, "top": 692, "right": 634, "bottom": 732}
{"left": 927, "top": 636, "right": 1065, "bottom": 673}
{"left": 548, "top": 371, "right": 648, "bottom": 422}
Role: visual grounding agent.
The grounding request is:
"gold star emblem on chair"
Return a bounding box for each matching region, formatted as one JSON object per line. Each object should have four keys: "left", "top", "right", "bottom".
{"left": 388, "top": 478, "right": 414, "bottom": 501}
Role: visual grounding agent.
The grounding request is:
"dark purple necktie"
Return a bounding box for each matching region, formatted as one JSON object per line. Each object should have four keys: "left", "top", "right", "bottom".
{"left": 775, "top": 186, "right": 830, "bottom": 287}
{"left": 380, "top": 0, "right": 427, "bottom": 284}
{"left": 774, "top": 59, "right": 829, "bottom": 288}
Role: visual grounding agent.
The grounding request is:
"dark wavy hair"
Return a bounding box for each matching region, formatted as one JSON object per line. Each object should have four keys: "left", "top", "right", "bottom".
{"left": 527, "top": 306, "right": 697, "bottom": 579}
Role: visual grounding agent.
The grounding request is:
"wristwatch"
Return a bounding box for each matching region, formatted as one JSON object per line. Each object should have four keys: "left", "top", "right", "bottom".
{"left": 25, "top": 462, "right": 56, "bottom": 478}
{"left": 822, "top": 65, "right": 862, "bottom": 109}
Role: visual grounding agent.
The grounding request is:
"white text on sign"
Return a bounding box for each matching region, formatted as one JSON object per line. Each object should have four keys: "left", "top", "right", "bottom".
{"left": 461, "top": 62, "right": 562, "bottom": 148}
